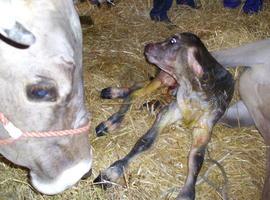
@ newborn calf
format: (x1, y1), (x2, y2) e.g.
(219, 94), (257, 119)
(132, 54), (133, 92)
(95, 70), (177, 136)
(94, 33), (234, 200)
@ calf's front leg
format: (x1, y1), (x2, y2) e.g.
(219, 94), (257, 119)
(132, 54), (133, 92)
(177, 127), (212, 200)
(94, 101), (182, 188)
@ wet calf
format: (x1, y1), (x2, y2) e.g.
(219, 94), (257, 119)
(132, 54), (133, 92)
(94, 32), (234, 200)
(95, 70), (177, 136)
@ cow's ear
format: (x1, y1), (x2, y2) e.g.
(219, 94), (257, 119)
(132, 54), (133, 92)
(0, 22), (36, 48)
(187, 48), (203, 77)
(0, 2), (36, 47)
(0, 13), (36, 47)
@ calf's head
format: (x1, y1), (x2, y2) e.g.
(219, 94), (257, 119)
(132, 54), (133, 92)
(144, 32), (218, 84)
(0, 0), (92, 195)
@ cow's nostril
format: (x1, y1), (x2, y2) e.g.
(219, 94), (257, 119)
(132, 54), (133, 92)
(81, 168), (92, 180)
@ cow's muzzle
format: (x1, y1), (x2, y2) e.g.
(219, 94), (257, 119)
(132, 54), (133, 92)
(30, 157), (92, 195)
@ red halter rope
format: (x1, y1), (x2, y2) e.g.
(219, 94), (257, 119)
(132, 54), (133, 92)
(0, 112), (90, 145)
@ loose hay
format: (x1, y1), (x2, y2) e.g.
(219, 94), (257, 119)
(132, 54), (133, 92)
(1, 1), (270, 199)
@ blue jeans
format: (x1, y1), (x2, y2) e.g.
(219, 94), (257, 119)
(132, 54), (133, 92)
(223, 0), (241, 8)
(224, 0), (263, 13)
(150, 0), (173, 21)
(243, 0), (263, 14)
(150, 0), (197, 21)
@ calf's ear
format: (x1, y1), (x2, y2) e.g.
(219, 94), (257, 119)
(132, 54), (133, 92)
(187, 48), (203, 77)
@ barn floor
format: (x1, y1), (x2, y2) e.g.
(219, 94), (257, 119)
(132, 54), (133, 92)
(0, 0), (270, 199)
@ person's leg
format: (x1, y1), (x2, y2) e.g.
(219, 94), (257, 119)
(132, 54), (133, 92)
(243, 0), (263, 14)
(176, 0), (201, 8)
(150, 0), (173, 22)
(223, 0), (241, 8)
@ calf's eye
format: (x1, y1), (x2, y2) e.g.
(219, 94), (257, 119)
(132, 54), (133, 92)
(170, 37), (177, 44)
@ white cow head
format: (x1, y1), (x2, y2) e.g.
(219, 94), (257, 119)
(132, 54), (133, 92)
(0, 0), (92, 195)
(0, 0), (36, 46)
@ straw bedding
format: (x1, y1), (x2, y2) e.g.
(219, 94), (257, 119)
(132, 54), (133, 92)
(0, 0), (270, 199)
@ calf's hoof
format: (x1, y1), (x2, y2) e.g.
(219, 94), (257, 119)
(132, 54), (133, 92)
(176, 187), (195, 200)
(93, 173), (113, 190)
(100, 87), (114, 99)
(100, 87), (130, 99)
(95, 122), (108, 137)
(94, 160), (126, 189)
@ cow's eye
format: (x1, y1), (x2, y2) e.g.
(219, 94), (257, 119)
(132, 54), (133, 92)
(170, 37), (177, 45)
(26, 82), (57, 102)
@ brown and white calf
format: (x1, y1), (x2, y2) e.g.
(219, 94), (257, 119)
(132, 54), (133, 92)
(0, 0), (92, 195)
(95, 35), (270, 199)
(94, 33), (234, 200)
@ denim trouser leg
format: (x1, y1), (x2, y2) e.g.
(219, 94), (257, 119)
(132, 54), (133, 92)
(176, 0), (196, 8)
(243, 0), (263, 14)
(150, 0), (173, 21)
(223, 0), (241, 8)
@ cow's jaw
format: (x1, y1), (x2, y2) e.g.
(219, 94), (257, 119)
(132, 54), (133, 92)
(30, 158), (92, 195)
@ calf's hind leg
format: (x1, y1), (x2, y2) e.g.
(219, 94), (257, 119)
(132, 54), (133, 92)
(94, 101), (182, 187)
(96, 77), (163, 136)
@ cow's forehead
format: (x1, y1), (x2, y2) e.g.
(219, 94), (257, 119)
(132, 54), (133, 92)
(0, 0), (81, 67)
(2, 0), (79, 39)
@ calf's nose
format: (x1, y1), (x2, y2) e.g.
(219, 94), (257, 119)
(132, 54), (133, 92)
(144, 43), (155, 53)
